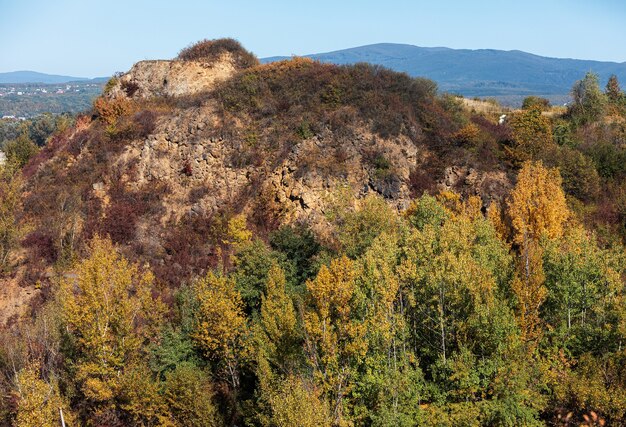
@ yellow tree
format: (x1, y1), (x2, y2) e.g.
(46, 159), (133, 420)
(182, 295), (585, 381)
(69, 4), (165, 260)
(60, 236), (165, 403)
(261, 374), (332, 427)
(192, 272), (250, 390)
(303, 256), (367, 426)
(511, 240), (547, 347)
(0, 164), (27, 274)
(507, 161), (566, 349)
(14, 365), (73, 427)
(508, 161), (569, 246)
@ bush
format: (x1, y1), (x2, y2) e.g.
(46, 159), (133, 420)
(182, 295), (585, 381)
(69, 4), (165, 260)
(177, 38), (258, 69)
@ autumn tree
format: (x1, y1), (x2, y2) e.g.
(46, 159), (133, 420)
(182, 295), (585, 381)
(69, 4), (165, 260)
(511, 239), (547, 346)
(192, 272), (250, 392)
(303, 256), (367, 425)
(256, 264), (300, 374)
(508, 161), (569, 246)
(14, 365), (73, 427)
(60, 236), (165, 413)
(163, 364), (221, 427)
(0, 164), (27, 274)
(331, 194), (399, 258)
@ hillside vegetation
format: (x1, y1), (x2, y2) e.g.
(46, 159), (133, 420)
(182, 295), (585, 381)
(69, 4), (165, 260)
(0, 39), (625, 426)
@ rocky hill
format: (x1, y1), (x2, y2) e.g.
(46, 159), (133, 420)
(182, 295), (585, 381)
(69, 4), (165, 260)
(15, 41), (518, 290)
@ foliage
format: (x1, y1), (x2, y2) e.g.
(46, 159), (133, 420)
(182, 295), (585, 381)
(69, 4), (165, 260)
(177, 38), (258, 69)
(192, 272), (250, 390)
(163, 364), (221, 427)
(4, 43), (626, 426)
(508, 161), (569, 245)
(0, 164), (28, 274)
(605, 74), (624, 106)
(14, 365), (73, 427)
(570, 72), (607, 125)
(522, 96), (550, 111)
(508, 106), (553, 160)
(4, 130), (39, 167)
(60, 236), (165, 414)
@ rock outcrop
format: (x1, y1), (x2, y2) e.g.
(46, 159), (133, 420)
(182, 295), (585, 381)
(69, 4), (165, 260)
(109, 53), (237, 99)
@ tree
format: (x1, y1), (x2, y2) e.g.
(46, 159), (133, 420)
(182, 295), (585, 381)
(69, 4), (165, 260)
(508, 161), (569, 246)
(511, 239), (547, 346)
(257, 264), (300, 373)
(542, 225), (625, 355)
(331, 194), (399, 258)
(163, 364), (221, 427)
(4, 130), (39, 168)
(570, 72), (607, 124)
(60, 236), (165, 405)
(522, 96), (550, 111)
(303, 256), (367, 425)
(14, 365), (73, 427)
(0, 164), (27, 274)
(192, 272), (250, 391)
(605, 74), (624, 105)
(258, 372), (332, 427)
(509, 106), (553, 160)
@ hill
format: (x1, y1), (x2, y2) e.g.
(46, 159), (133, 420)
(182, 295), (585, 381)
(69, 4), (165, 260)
(263, 43), (626, 103)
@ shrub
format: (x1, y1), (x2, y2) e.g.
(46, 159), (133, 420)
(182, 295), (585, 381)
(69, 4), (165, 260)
(120, 80), (140, 97)
(22, 231), (57, 263)
(522, 96), (550, 111)
(93, 96), (135, 127)
(176, 38), (258, 69)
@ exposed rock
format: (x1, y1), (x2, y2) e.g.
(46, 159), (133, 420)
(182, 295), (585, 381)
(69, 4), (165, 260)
(109, 53), (237, 99)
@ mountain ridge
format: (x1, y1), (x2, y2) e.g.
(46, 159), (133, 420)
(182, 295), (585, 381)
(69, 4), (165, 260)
(262, 43), (626, 101)
(0, 70), (108, 84)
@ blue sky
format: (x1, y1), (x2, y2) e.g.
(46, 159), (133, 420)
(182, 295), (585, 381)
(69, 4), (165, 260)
(1, 0), (625, 77)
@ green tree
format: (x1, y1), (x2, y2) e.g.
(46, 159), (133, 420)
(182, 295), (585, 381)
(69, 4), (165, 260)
(542, 225), (625, 355)
(509, 106), (553, 160)
(4, 130), (39, 168)
(605, 74), (624, 105)
(522, 96), (550, 111)
(570, 72), (607, 124)
(163, 364), (221, 427)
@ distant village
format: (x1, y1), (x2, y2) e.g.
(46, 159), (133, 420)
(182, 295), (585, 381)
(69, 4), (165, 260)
(0, 81), (104, 118)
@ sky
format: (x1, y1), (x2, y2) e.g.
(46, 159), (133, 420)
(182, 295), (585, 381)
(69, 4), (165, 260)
(1, 0), (625, 77)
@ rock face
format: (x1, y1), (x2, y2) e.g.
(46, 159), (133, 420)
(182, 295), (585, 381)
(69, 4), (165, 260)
(118, 102), (421, 227)
(110, 54), (237, 99)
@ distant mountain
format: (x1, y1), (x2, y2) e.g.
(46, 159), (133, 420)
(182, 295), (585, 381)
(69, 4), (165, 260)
(262, 43), (626, 102)
(0, 71), (95, 84)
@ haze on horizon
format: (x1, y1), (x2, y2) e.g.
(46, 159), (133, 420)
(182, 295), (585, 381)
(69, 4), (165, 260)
(1, 0), (625, 78)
